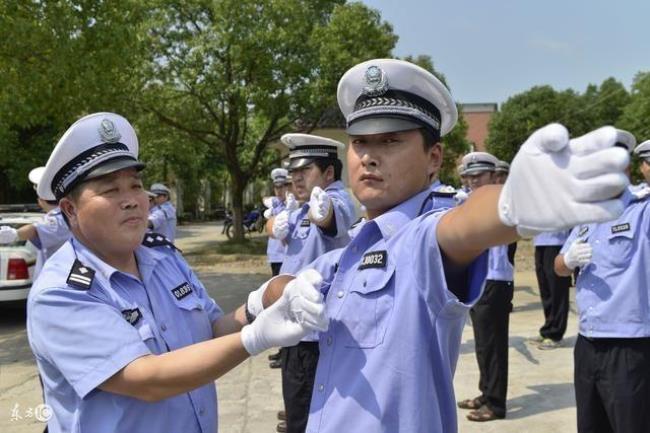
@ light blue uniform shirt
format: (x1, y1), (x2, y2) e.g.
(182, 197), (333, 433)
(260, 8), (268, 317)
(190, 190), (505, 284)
(266, 198), (287, 264)
(487, 244), (515, 282)
(29, 207), (70, 277)
(279, 180), (355, 275)
(533, 230), (570, 247)
(561, 194), (650, 338)
(305, 188), (488, 433)
(149, 201), (177, 241)
(27, 237), (222, 433)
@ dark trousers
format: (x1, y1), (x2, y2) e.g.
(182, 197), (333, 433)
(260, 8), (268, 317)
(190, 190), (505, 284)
(574, 335), (650, 433)
(535, 246), (571, 341)
(469, 280), (514, 417)
(281, 342), (319, 433)
(271, 262), (282, 277)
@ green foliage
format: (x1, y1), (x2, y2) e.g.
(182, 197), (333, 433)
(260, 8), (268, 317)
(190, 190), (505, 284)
(486, 79), (630, 163)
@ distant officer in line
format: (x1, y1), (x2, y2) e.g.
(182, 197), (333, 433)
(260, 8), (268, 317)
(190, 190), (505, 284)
(246, 58), (631, 433)
(0, 166), (70, 278)
(147, 182), (177, 241)
(633, 139), (650, 187)
(263, 168), (297, 276)
(264, 133), (356, 433)
(531, 228), (572, 350)
(456, 151), (517, 422)
(26, 112), (327, 433)
(554, 134), (648, 433)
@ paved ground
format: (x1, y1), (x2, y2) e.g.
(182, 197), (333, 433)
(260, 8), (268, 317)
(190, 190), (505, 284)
(0, 222), (579, 432)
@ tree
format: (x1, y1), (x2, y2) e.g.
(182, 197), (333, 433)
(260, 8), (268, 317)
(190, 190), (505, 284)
(0, 0), (147, 201)
(619, 71), (650, 184)
(138, 0), (397, 240)
(486, 78), (629, 163)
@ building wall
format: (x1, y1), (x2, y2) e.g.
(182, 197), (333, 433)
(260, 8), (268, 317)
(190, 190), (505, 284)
(461, 103), (498, 152)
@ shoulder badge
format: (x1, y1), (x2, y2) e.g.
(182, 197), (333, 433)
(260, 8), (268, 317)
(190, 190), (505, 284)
(66, 259), (95, 290)
(142, 233), (181, 252)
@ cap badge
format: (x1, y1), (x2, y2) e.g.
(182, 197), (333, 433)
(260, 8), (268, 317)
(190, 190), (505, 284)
(98, 119), (122, 143)
(362, 65), (389, 97)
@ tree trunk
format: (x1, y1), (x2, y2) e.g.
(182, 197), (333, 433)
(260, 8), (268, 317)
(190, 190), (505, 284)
(230, 173), (246, 241)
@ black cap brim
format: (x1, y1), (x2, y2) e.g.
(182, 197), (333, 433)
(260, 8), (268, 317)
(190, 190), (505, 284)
(84, 158), (146, 182)
(288, 157), (317, 171)
(346, 117), (422, 135)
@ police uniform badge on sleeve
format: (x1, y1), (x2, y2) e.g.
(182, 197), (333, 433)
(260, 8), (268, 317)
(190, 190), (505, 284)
(66, 259), (96, 290)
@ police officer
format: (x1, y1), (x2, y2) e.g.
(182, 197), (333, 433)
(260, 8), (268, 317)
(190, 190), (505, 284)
(554, 133), (648, 433)
(263, 168), (297, 276)
(531, 229), (572, 349)
(0, 166), (70, 278)
(246, 58), (631, 433)
(26, 112), (328, 433)
(148, 182), (177, 241)
(456, 151), (517, 421)
(265, 133), (356, 433)
(633, 139), (650, 187)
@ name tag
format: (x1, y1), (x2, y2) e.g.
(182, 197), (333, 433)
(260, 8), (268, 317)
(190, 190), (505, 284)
(611, 223), (630, 234)
(172, 282), (193, 300)
(300, 219), (311, 227)
(122, 308), (142, 326)
(358, 250), (387, 270)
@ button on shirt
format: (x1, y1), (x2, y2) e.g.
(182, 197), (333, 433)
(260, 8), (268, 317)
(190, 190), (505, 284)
(29, 207), (70, 277)
(27, 238), (222, 433)
(266, 199), (287, 263)
(304, 188), (488, 433)
(561, 196), (650, 338)
(149, 201), (178, 241)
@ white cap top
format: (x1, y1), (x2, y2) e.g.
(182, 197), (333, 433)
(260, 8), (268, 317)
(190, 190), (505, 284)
(28, 166), (46, 187)
(461, 152), (499, 175)
(280, 133), (344, 171)
(337, 58), (457, 137)
(634, 139), (650, 158)
(38, 112), (143, 201)
(150, 183), (171, 195)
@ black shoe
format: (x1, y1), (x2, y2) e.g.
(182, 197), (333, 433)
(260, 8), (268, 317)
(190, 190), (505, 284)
(277, 410), (286, 421)
(268, 351), (281, 361)
(276, 421), (287, 432)
(269, 360), (282, 369)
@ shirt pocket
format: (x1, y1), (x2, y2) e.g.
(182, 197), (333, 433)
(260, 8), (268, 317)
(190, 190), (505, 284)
(176, 296), (214, 343)
(340, 263), (395, 349)
(606, 229), (634, 267)
(136, 322), (160, 354)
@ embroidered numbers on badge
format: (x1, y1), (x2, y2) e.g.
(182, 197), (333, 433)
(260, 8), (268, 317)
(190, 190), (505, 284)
(122, 308), (142, 326)
(611, 223), (630, 234)
(171, 282), (193, 300)
(358, 250), (388, 270)
(300, 219), (311, 227)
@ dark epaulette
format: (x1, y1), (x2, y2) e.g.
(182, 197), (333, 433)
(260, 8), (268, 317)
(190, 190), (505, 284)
(66, 259), (96, 290)
(431, 190), (456, 198)
(142, 232), (181, 252)
(350, 217), (364, 229)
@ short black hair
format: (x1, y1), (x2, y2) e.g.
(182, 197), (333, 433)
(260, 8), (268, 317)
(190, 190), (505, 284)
(312, 158), (342, 181)
(418, 128), (439, 150)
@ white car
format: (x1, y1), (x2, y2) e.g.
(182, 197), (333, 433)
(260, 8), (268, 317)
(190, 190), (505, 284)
(0, 209), (42, 303)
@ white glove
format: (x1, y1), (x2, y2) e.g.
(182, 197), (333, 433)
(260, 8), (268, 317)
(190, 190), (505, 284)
(240, 269), (329, 356)
(272, 210), (290, 240)
(308, 187), (332, 223)
(498, 124), (632, 237)
(454, 189), (469, 204)
(563, 240), (593, 270)
(285, 192), (299, 212)
(262, 196), (280, 210)
(0, 226), (18, 244)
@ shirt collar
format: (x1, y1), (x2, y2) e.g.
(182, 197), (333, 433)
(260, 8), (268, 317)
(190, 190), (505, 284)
(70, 236), (166, 284)
(371, 188), (432, 240)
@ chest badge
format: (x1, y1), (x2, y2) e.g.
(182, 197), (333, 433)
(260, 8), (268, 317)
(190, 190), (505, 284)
(358, 250), (388, 270)
(611, 223), (631, 234)
(172, 282), (193, 300)
(300, 218), (311, 228)
(122, 308), (142, 326)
